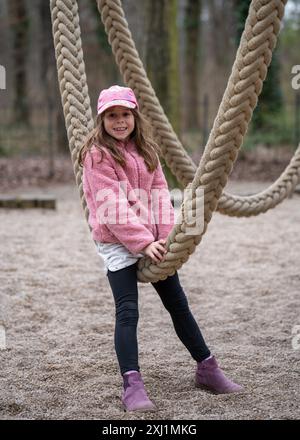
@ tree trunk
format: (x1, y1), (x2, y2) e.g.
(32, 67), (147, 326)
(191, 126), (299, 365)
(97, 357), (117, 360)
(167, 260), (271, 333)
(40, 0), (53, 171)
(145, 0), (180, 132)
(8, 0), (30, 125)
(207, 1), (235, 98)
(183, 0), (201, 132)
(144, 0), (181, 189)
(90, 0), (120, 85)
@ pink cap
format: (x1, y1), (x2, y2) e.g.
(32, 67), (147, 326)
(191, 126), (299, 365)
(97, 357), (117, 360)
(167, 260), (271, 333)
(97, 85), (138, 115)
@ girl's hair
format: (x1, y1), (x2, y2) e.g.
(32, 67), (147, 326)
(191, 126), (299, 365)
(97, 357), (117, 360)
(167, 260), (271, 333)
(78, 108), (162, 172)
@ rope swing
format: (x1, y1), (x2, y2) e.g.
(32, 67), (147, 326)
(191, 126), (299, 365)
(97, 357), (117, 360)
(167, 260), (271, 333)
(50, 0), (300, 283)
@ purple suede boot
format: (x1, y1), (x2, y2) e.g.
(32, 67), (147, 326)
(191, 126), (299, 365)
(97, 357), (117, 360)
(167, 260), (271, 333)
(121, 371), (156, 412)
(195, 356), (243, 394)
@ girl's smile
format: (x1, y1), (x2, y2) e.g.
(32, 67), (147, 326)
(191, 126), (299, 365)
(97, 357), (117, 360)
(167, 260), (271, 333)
(104, 106), (135, 141)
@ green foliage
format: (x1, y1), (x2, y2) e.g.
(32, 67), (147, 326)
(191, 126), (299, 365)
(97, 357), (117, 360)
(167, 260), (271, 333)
(243, 108), (295, 150)
(181, 106), (296, 158)
(252, 54), (284, 129)
(234, 0), (251, 44)
(0, 143), (9, 157)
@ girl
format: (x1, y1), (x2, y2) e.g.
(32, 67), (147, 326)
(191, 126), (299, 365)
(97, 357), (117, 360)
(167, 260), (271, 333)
(79, 85), (242, 412)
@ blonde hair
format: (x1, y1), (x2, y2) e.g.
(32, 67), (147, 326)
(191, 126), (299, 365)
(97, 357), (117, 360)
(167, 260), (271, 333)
(78, 108), (162, 172)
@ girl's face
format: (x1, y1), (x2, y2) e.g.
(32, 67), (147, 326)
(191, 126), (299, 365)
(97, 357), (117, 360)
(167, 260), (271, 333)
(103, 106), (135, 142)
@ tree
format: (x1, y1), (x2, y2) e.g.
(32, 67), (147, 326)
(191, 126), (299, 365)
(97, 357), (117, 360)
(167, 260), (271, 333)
(144, 0), (180, 133)
(90, 0), (120, 85)
(144, 0), (180, 189)
(8, 0), (30, 125)
(38, 0), (70, 170)
(183, 0), (202, 131)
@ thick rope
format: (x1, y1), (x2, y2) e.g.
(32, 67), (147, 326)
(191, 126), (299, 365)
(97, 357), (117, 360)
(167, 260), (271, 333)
(218, 146), (300, 216)
(95, 0), (293, 281)
(50, 0), (94, 227)
(50, 0), (297, 283)
(96, 0), (299, 219)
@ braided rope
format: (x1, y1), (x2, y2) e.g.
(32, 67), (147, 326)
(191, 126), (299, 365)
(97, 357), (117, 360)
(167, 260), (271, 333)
(96, 0), (293, 282)
(50, 0), (298, 283)
(50, 0), (93, 226)
(97, 0), (299, 219)
(218, 145), (300, 216)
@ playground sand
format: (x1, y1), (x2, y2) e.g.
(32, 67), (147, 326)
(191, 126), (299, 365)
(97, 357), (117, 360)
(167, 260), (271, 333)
(0, 181), (299, 420)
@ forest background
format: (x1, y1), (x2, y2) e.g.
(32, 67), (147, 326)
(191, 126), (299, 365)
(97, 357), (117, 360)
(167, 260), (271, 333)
(0, 0), (300, 189)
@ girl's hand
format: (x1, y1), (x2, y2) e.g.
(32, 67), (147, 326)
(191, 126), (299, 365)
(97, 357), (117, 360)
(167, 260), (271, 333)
(141, 239), (167, 264)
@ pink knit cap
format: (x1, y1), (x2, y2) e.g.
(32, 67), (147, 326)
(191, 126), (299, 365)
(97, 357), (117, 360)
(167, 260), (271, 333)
(97, 85), (138, 115)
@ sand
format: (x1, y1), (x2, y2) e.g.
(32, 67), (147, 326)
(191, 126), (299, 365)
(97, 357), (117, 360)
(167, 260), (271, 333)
(0, 181), (299, 420)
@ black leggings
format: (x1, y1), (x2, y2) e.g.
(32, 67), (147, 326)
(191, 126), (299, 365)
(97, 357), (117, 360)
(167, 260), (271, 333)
(106, 261), (210, 376)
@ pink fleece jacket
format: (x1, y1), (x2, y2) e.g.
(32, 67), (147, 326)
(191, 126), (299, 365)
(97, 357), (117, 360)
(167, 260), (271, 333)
(82, 141), (175, 255)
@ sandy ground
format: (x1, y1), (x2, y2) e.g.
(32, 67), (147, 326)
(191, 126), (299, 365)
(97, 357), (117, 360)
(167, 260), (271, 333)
(0, 181), (299, 420)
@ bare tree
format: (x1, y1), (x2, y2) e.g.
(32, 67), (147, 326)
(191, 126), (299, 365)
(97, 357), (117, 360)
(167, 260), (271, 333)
(183, 0), (202, 131)
(144, 0), (180, 133)
(37, 0), (69, 172)
(207, 0), (236, 100)
(144, 0), (181, 189)
(8, 0), (30, 125)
